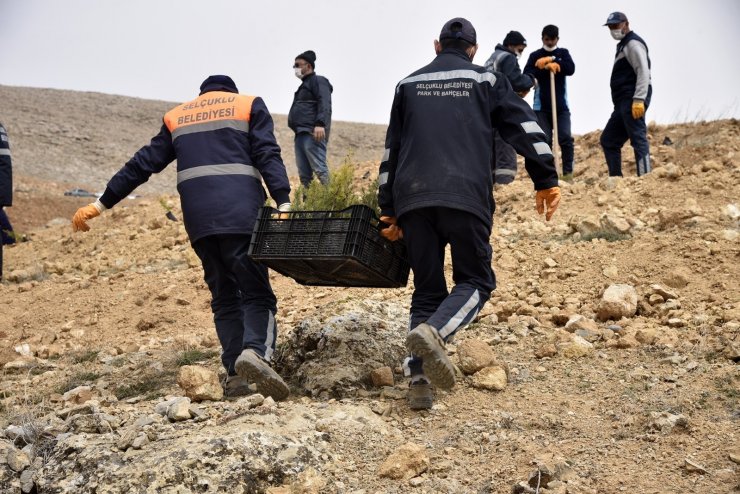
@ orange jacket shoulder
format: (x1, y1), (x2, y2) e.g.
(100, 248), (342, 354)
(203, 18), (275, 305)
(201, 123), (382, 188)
(163, 92), (256, 133)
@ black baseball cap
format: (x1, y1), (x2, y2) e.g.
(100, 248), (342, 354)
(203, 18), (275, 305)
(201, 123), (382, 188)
(604, 12), (628, 26)
(439, 17), (477, 45)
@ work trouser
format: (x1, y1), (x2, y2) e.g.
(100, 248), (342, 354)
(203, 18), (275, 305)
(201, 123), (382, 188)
(492, 129), (518, 184)
(295, 132), (329, 187)
(0, 208), (15, 281)
(192, 234), (278, 376)
(600, 98), (651, 177)
(536, 109), (574, 175)
(398, 207), (496, 377)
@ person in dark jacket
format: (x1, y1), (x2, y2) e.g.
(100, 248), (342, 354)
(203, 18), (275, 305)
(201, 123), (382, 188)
(378, 18), (561, 410)
(524, 24), (576, 181)
(600, 11), (652, 177)
(71, 75), (293, 401)
(484, 30), (536, 185)
(288, 50), (333, 188)
(0, 122), (14, 280)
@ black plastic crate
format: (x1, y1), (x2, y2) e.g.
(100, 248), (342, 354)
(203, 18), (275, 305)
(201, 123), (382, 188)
(248, 205), (410, 288)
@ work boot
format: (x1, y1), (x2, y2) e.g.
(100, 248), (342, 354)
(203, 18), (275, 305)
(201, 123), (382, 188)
(235, 349), (290, 401)
(407, 378), (434, 410)
(560, 173), (574, 183)
(406, 323), (456, 390)
(222, 374), (252, 398)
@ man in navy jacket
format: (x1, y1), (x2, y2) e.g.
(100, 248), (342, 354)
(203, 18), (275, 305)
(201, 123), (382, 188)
(72, 75), (293, 401)
(524, 24), (576, 180)
(288, 50), (333, 188)
(378, 18), (561, 409)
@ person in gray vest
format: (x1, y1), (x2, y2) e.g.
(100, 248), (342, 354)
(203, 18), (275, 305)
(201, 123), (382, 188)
(484, 31), (535, 185)
(600, 12), (652, 177)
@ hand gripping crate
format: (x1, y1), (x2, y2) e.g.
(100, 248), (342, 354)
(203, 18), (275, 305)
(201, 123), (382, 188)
(248, 205), (410, 288)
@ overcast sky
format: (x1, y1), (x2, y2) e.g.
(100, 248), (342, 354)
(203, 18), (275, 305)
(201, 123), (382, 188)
(2, 0), (739, 135)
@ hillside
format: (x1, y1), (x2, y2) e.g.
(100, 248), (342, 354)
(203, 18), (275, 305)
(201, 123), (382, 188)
(0, 87), (738, 494)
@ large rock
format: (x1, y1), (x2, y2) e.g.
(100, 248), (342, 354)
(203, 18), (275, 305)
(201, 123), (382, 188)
(457, 340), (497, 375)
(597, 284), (638, 321)
(600, 213), (632, 235)
(378, 442), (429, 480)
(471, 365), (508, 391)
(564, 315), (599, 333)
(177, 365), (223, 402)
(558, 335), (594, 359)
(277, 301), (408, 399)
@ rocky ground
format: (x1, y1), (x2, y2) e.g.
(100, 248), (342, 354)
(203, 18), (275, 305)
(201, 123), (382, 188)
(0, 87), (738, 493)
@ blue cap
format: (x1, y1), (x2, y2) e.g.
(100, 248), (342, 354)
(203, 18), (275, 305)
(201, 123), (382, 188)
(604, 12), (628, 26)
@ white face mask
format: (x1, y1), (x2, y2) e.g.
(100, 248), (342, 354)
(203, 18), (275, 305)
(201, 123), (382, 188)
(515, 50), (523, 59)
(610, 29), (625, 40)
(294, 68), (304, 79)
(543, 44), (557, 52)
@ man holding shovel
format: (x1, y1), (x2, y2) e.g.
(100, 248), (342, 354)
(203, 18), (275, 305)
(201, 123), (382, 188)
(524, 24), (576, 181)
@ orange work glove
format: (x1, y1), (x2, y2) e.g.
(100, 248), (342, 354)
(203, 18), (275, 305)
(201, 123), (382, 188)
(631, 100), (645, 119)
(535, 187), (561, 221)
(379, 216), (403, 242)
(535, 56), (554, 69)
(72, 202), (103, 232)
(546, 62), (561, 73)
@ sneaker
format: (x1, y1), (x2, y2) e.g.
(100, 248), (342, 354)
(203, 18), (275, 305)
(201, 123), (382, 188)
(406, 323), (456, 390)
(222, 374), (252, 398)
(235, 349), (290, 401)
(407, 380), (434, 410)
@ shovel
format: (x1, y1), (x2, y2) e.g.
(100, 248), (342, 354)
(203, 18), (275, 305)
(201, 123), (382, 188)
(549, 70), (562, 176)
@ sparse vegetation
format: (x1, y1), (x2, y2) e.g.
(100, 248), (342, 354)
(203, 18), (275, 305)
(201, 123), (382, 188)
(113, 369), (175, 401)
(70, 350), (100, 364)
(56, 371), (102, 394)
(175, 348), (218, 367)
(579, 230), (631, 242)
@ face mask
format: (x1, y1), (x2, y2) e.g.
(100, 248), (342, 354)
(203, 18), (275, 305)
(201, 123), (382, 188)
(515, 50), (523, 59)
(543, 45), (557, 52)
(610, 29), (625, 40)
(294, 68), (304, 79)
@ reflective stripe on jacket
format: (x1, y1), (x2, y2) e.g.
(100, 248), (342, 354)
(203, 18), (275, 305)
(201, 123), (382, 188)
(101, 87), (290, 243)
(378, 49), (558, 226)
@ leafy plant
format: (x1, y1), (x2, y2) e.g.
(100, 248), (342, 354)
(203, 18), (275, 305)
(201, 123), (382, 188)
(291, 158), (380, 215)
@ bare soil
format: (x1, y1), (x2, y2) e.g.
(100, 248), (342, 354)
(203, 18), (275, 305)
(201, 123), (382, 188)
(0, 86), (738, 494)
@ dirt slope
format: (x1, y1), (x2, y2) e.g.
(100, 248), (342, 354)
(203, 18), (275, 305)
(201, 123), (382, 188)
(0, 87), (738, 494)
